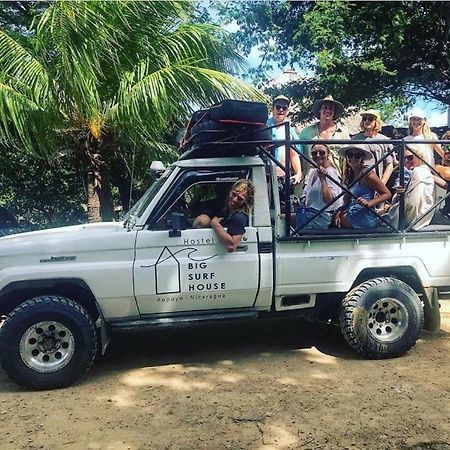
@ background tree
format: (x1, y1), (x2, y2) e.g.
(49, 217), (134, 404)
(0, 0), (264, 223)
(214, 0), (449, 116)
(0, 144), (87, 227)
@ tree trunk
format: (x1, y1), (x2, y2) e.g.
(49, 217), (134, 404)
(81, 133), (116, 223)
(87, 170), (101, 223)
(86, 168), (115, 223)
(97, 165), (115, 222)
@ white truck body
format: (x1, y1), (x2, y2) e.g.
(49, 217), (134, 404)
(0, 153), (446, 389)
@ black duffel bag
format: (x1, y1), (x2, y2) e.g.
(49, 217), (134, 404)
(180, 99), (270, 158)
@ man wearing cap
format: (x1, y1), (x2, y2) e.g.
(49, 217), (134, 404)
(405, 107), (443, 166)
(351, 109), (394, 185)
(266, 95), (303, 185)
(297, 95), (350, 179)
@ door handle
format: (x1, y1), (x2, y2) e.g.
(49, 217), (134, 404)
(235, 245), (248, 252)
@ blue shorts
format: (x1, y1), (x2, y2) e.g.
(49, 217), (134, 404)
(346, 204), (377, 229)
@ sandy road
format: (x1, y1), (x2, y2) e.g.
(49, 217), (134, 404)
(0, 303), (449, 450)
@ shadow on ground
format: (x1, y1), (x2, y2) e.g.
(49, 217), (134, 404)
(90, 318), (359, 379)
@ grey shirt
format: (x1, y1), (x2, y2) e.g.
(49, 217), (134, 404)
(351, 132), (394, 179)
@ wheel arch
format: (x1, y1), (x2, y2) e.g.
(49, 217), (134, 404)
(352, 266), (424, 293)
(316, 266), (426, 324)
(0, 278), (101, 321)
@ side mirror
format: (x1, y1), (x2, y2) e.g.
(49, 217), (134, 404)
(169, 212), (186, 237)
(149, 161), (166, 181)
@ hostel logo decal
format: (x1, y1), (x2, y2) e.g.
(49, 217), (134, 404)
(154, 247), (180, 294)
(142, 246), (217, 295)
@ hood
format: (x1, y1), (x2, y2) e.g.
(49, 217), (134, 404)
(0, 221), (130, 259)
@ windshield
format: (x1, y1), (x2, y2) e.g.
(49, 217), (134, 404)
(124, 168), (173, 227)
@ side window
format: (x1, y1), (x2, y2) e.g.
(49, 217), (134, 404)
(153, 181), (232, 230)
(148, 169), (249, 230)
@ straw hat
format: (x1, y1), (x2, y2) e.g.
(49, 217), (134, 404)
(312, 95), (345, 119)
(360, 109), (381, 122)
(339, 144), (373, 161)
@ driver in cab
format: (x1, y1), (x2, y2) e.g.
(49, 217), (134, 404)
(193, 179), (255, 253)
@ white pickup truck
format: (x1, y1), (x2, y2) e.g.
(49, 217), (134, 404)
(0, 132), (448, 390)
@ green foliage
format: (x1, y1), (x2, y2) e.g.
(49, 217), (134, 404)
(0, 0), (265, 222)
(214, 0), (450, 113)
(0, 145), (86, 227)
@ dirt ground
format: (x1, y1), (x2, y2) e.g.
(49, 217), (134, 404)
(1, 302), (449, 450)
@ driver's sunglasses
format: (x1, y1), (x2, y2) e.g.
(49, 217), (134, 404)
(404, 154), (415, 162)
(362, 116), (375, 122)
(346, 152), (363, 160)
(231, 190), (246, 202)
(275, 104), (288, 111)
(311, 150), (327, 157)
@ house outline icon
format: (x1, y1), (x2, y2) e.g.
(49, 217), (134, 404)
(154, 246), (181, 294)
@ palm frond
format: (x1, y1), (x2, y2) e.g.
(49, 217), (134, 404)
(0, 80), (57, 154)
(0, 29), (49, 103)
(110, 58), (266, 141)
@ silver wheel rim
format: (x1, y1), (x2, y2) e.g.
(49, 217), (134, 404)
(19, 321), (75, 373)
(367, 297), (409, 343)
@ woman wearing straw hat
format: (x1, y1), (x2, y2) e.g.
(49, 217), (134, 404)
(297, 95), (350, 179)
(333, 144), (391, 229)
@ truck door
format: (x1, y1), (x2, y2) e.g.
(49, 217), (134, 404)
(133, 169), (260, 315)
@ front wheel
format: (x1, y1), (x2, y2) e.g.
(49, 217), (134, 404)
(0, 296), (97, 389)
(340, 277), (424, 359)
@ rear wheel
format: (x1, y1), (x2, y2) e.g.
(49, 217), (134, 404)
(340, 277), (424, 358)
(0, 295), (97, 389)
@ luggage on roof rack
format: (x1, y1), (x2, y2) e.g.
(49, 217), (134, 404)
(179, 99), (271, 159)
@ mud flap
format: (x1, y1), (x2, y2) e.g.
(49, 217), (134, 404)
(95, 303), (110, 355)
(422, 287), (441, 334)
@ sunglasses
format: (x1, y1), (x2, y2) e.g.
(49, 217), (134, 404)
(404, 155), (415, 162)
(275, 104), (288, 111)
(311, 150), (327, 157)
(346, 152), (363, 160)
(362, 116), (375, 122)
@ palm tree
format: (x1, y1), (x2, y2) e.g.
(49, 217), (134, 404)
(0, 0), (264, 222)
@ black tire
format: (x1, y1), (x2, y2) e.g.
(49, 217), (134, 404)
(340, 277), (424, 359)
(0, 295), (97, 390)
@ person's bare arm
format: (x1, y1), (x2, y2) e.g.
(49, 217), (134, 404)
(381, 162), (394, 185)
(433, 142), (444, 159)
(211, 217), (243, 253)
(358, 172), (391, 207)
(318, 167), (334, 203)
(290, 148), (303, 185)
(433, 176), (447, 189)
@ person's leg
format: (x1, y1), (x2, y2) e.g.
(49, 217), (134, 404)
(193, 214), (212, 228)
(339, 213), (354, 229)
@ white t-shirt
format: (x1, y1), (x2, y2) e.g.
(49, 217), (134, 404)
(303, 166), (343, 211)
(404, 133), (439, 166)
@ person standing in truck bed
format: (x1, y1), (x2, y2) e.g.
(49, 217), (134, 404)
(266, 95), (303, 186)
(297, 95), (350, 180)
(351, 109), (394, 186)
